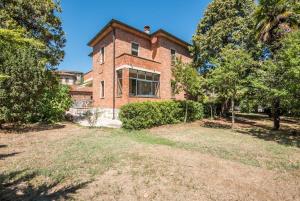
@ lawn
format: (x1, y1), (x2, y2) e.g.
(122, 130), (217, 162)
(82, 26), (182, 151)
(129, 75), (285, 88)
(0, 114), (299, 201)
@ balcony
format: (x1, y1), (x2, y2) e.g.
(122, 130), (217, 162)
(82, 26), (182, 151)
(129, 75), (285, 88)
(115, 53), (161, 72)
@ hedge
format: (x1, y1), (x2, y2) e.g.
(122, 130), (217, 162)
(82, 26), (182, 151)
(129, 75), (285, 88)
(119, 100), (204, 130)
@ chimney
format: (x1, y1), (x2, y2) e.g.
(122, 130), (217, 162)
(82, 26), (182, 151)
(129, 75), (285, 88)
(144, 25), (150, 34)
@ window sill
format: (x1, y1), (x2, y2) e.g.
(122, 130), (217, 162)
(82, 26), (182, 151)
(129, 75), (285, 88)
(129, 95), (160, 99)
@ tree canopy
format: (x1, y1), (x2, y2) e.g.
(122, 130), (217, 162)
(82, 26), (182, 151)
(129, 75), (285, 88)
(0, 0), (66, 67)
(0, 0), (70, 125)
(191, 0), (256, 68)
(208, 47), (256, 127)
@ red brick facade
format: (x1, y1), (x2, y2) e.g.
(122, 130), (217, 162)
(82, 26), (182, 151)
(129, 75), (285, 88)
(88, 19), (192, 110)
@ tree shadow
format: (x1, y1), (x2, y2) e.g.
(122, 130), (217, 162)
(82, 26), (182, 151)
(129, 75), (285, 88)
(0, 144), (21, 160)
(236, 128), (300, 148)
(201, 120), (232, 129)
(0, 123), (66, 134)
(0, 170), (90, 201)
(0, 152), (21, 160)
(201, 115), (300, 147)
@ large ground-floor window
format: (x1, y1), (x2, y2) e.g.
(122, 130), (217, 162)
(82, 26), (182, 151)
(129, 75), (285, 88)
(129, 69), (160, 97)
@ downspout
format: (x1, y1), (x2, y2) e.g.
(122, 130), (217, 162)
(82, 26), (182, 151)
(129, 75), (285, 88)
(112, 28), (116, 119)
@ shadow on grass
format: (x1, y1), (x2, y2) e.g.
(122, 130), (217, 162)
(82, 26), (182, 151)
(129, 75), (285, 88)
(0, 152), (21, 160)
(0, 123), (66, 134)
(237, 128), (300, 148)
(0, 170), (90, 201)
(0, 144), (21, 160)
(201, 115), (300, 148)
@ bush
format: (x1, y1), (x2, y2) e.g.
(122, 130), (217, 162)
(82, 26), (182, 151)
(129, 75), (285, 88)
(35, 84), (72, 123)
(119, 100), (204, 130)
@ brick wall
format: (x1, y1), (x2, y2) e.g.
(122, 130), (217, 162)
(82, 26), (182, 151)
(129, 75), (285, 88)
(91, 26), (192, 109)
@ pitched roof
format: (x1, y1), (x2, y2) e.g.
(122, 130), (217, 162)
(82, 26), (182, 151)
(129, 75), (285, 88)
(87, 19), (191, 47)
(69, 85), (93, 93)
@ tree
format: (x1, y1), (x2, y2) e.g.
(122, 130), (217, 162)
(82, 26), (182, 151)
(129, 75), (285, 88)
(0, 0), (66, 67)
(254, 0), (300, 50)
(0, 32), (47, 124)
(277, 31), (300, 102)
(191, 0), (257, 69)
(172, 60), (205, 122)
(36, 84), (72, 123)
(254, 0), (299, 129)
(251, 31), (300, 129)
(208, 47), (256, 128)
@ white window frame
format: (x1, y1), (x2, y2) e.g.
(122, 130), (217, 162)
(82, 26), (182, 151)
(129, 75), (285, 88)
(131, 42), (139, 56)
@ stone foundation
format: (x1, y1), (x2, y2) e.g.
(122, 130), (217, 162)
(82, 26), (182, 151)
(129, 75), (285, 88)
(67, 108), (122, 128)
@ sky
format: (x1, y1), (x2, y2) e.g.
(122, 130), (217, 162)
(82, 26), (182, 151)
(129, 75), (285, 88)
(58, 0), (211, 72)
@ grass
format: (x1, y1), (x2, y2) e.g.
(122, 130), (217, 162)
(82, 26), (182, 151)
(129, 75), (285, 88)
(113, 128), (300, 170)
(1, 116), (300, 200)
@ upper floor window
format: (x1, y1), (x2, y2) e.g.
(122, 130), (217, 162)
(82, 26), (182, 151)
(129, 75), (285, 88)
(99, 47), (105, 64)
(171, 49), (176, 65)
(131, 42), (139, 56)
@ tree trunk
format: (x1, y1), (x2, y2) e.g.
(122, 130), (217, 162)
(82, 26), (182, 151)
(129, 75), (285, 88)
(231, 98), (235, 129)
(210, 105), (213, 120)
(273, 98), (280, 130)
(184, 101), (188, 123)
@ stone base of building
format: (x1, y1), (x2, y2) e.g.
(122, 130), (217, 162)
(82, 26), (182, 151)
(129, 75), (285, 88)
(67, 108), (122, 128)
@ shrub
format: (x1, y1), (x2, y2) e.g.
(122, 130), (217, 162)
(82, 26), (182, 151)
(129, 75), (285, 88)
(119, 100), (204, 130)
(35, 84), (72, 123)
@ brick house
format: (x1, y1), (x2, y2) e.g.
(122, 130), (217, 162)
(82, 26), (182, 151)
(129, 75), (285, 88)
(87, 19), (192, 118)
(56, 70), (84, 85)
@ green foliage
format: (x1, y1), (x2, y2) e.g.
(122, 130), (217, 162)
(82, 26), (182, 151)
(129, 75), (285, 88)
(0, 0), (67, 125)
(36, 84), (72, 123)
(239, 99), (258, 113)
(254, 0), (299, 47)
(0, 0), (66, 67)
(251, 31), (300, 116)
(0, 74), (9, 81)
(191, 0), (257, 67)
(208, 47), (256, 100)
(119, 101), (204, 130)
(276, 31), (300, 98)
(208, 47), (256, 126)
(0, 37), (47, 124)
(172, 60), (204, 100)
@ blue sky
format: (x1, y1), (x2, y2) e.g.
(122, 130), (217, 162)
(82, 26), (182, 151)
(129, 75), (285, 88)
(59, 0), (211, 72)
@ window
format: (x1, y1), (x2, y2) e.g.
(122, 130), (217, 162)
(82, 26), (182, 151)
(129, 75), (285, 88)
(117, 69), (123, 96)
(171, 49), (176, 65)
(131, 42), (139, 56)
(129, 69), (160, 97)
(65, 77), (69, 84)
(99, 47), (105, 64)
(100, 81), (104, 98)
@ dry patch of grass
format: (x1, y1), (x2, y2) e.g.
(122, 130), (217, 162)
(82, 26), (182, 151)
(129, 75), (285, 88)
(1, 116), (300, 200)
